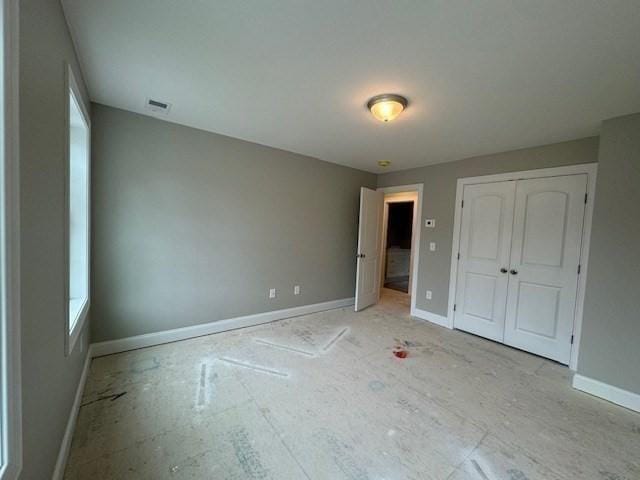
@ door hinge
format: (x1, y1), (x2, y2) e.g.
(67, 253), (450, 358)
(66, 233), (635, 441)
(457, 252), (460, 260)
(584, 193), (588, 204)
(453, 304), (457, 312)
(571, 335), (574, 345)
(577, 264), (581, 275)
(461, 200), (464, 208)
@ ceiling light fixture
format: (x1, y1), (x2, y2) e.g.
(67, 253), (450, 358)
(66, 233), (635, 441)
(378, 160), (391, 167)
(367, 94), (408, 122)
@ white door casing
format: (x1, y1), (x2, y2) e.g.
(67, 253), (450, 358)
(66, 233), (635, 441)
(453, 174), (588, 364)
(355, 187), (384, 311)
(376, 184), (424, 318)
(454, 181), (515, 341)
(503, 175), (587, 363)
(449, 163), (597, 370)
(379, 191), (418, 293)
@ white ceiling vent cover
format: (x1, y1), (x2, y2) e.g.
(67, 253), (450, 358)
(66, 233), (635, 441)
(145, 98), (171, 115)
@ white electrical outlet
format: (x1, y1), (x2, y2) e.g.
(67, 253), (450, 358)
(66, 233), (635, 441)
(429, 242), (436, 251)
(269, 288), (276, 299)
(294, 285), (300, 295)
(426, 290), (432, 300)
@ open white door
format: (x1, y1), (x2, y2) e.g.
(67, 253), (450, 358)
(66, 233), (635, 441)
(355, 187), (384, 311)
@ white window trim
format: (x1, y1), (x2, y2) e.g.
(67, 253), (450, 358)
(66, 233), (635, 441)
(0, 1), (22, 479)
(64, 65), (91, 356)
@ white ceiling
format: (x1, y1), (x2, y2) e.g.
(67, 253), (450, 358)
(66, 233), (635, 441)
(62, 1), (640, 173)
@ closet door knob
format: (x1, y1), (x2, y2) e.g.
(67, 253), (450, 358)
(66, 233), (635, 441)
(500, 268), (508, 274)
(510, 269), (518, 275)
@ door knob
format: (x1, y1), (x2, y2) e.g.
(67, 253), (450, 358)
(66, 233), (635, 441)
(500, 268), (508, 274)
(510, 269), (518, 275)
(357, 253), (366, 259)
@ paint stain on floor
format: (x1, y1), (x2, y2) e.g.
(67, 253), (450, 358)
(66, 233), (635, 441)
(131, 356), (160, 373)
(393, 349), (408, 358)
(507, 468), (530, 480)
(368, 380), (386, 392)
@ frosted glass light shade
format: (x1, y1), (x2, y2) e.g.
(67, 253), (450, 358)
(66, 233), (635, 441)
(367, 94), (407, 122)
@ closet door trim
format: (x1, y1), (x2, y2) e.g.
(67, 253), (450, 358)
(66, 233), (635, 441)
(447, 163), (598, 370)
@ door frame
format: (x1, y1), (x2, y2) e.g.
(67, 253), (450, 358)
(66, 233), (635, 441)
(1, 1), (22, 478)
(377, 184), (423, 317)
(380, 191), (418, 295)
(447, 163), (597, 370)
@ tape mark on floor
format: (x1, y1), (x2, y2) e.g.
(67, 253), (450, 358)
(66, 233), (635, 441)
(471, 460), (490, 480)
(254, 339), (316, 357)
(322, 327), (349, 352)
(195, 361), (217, 408)
(219, 357), (289, 378)
(197, 363), (207, 406)
(228, 426), (269, 479)
(80, 391), (127, 408)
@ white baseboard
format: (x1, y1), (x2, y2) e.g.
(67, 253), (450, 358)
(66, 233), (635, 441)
(52, 346), (93, 480)
(411, 307), (452, 329)
(91, 297), (355, 357)
(573, 374), (640, 413)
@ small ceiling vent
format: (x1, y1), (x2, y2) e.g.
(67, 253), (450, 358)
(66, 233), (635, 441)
(145, 98), (171, 115)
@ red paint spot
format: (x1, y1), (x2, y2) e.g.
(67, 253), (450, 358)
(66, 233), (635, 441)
(393, 349), (408, 359)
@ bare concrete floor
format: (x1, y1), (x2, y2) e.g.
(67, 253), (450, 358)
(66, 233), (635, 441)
(65, 289), (640, 479)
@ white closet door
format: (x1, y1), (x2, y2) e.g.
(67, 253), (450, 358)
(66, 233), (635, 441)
(454, 181), (515, 341)
(504, 175), (587, 364)
(355, 187), (384, 311)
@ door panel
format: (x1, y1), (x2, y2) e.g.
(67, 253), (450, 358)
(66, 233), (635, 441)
(463, 273), (498, 321)
(513, 282), (561, 338)
(454, 181), (515, 341)
(355, 187), (384, 311)
(520, 191), (569, 267)
(504, 175), (587, 364)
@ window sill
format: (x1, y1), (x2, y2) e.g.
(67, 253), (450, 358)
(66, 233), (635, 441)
(68, 297), (88, 355)
(0, 462), (22, 480)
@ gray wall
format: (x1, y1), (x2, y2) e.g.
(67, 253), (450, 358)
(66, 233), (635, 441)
(91, 104), (376, 342)
(19, 1), (91, 478)
(578, 113), (640, 394)
(377, 137), (599, 315)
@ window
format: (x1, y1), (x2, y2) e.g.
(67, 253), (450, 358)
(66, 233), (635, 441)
(66, 67), (90, 353)
(1, 1), (21, 478)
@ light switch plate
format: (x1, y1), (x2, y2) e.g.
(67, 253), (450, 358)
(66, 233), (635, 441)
(425, 219), (435, 228)
(269, 288), (276, 299)
(426, 290), (432, 300)
(294, 285), (300, 295)
(429, 242), (436, 251)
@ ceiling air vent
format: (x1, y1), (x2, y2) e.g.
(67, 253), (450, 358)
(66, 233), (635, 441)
(145, 98), (171, 115)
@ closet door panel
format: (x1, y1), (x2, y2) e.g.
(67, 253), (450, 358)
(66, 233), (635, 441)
(454, 181), (515, 341)
(504, 174), (587, 364)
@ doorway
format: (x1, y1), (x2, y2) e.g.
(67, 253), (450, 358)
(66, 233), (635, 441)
(382, 197), (416, 296)
(354, 184), (423, 314)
